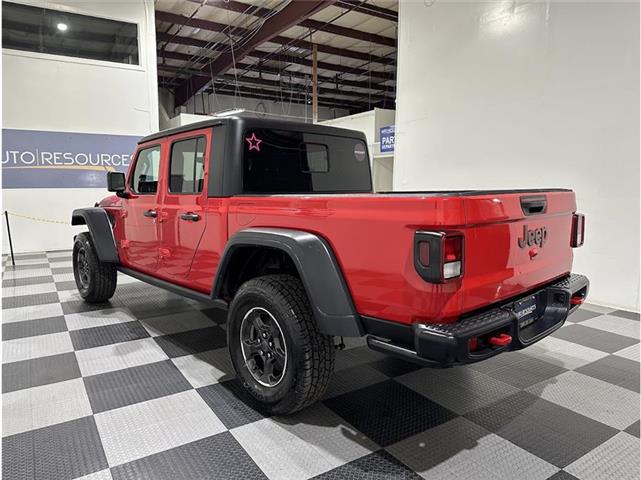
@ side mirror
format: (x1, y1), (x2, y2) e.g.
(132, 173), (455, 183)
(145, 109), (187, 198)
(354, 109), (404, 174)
(107, 171), (128, 198)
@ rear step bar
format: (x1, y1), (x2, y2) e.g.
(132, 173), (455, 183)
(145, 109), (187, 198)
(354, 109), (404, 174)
(367, 273), (589, 367)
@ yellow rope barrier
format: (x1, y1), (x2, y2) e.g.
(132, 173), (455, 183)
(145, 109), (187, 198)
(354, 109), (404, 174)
(6, 212), (68, 225)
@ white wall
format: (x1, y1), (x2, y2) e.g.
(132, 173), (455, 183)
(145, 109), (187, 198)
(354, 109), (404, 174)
(394, 1), (639, 311)
(2, 0), (158, 253)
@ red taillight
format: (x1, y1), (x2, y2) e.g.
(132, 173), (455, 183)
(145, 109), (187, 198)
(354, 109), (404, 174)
(443, 235), (463, 279)
(571, 213), (585, 247)
(414, 231), (464, 283)
(443, 236), (462, 262)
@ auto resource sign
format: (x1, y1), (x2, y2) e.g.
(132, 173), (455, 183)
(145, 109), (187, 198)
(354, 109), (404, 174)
(2, 129), (140, 188)
(380, 125), (395, 153)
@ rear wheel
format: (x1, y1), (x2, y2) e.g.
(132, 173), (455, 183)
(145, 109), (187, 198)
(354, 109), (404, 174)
(73, 232), (117, 303)
(227, 274), (335, 414)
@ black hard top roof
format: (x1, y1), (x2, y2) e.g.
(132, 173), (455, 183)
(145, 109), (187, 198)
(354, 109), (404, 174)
(138, 116), (366, 144)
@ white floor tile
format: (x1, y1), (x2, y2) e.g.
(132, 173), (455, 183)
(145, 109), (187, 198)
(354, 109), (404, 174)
(614, 343), (640, 362)
(64, 308), (138, 331)
(171, 348), (235, 388)
(527, 371), (640, 429)
(232, 418), (336, 480)
(581, 315), (640, 340)
(2, 282), (57, 298)
(94, 390), (226, 466)
(117, 273), (141, 285)
(2, 331), (73, 363)
(46, 250), (72, 258)
(74, 469), (113, 480)
(75, 338), (169, 377)
(232, 404), (377, 480)
(521, 336), (610, 369)
(566, 432), (640, 480)
(2, 302), (64, 324)
(2, 267), (52, 280)
(2, 378), (92, 437)
(53, 273), (75, 282)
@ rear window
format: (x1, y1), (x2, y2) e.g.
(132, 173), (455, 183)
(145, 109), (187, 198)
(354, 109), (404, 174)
(242, 129), (371, 194)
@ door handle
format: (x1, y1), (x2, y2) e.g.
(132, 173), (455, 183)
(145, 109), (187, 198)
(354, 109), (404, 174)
(143, 209), (157, 218)
(180, 212), (201, 222)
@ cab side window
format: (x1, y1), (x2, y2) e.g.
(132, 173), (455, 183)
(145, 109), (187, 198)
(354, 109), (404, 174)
(131, 145), (161, 194)
(169, 137), (206, 193)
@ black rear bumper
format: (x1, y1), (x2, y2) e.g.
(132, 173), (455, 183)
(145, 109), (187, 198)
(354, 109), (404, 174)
(366, 273), (590, 367)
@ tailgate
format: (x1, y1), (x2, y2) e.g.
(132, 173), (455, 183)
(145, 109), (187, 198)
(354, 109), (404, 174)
(458, 190), (577, 314)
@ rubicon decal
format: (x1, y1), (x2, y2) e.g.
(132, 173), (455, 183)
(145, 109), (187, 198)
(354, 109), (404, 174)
(518, 225), (548, 248)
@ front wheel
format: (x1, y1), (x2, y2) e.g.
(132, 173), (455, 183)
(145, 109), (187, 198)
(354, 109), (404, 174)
(73, 232), (117, 303)
(227, 274), (335, 415)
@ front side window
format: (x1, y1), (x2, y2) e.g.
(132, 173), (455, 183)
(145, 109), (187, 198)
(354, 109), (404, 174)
(242, 129), (371, 194)
(168, 137), (206, 193)
(2, 2), (139, 65)
(131, 146), (160, 194)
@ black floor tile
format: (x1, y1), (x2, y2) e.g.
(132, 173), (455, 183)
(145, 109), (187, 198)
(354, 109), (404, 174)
(368, 357), (424, 377)
(70, 321), (150, 350)
(313, 450), (421, 479)
(2, 315), (67, 341)
(2, 275), (55, 287)
(125, 298), (198, 320)
(546, 471), (580, 480)
(551, 324), (638, 353)
(154, 326), (227, 358)
(624, 420), (640, 438)
(465, 391), (617, 468)
(324, 380), (457, 447)
(55, 280), (77, 291)
(2, 292), (60, 310)
(111, 432), (267, 480)
(84, 360), (191, 413)
(2, 352), (81, 393)
(612, 309), (640, 321)
(576, 355), (640, 392)
(197, 380), (267, 429)
(567, 308), (602, 323)
(51, 266), (73, 274)
(4, 253), (47, 261)
(199, 306), (228, 324)
(2, 416), (108, 480)
(483, 356), (568, 389)
(61, 299), (122, 315)
(3, 262), (50, 271)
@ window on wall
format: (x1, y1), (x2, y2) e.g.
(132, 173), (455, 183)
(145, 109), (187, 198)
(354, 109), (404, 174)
(131, 146), (161, 194)
(2, 2), (139, 65)
(169, 137), (206, 194)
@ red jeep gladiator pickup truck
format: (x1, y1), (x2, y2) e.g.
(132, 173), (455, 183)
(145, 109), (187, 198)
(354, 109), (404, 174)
(72, 117), (589, 414)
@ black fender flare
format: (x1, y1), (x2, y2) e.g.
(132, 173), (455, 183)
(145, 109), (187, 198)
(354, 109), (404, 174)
(213, 228), (364, 337)
(71, 208), (119, 263)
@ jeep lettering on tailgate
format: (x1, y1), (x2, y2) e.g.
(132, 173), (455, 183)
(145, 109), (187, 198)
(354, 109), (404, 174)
(518, 225), (548, 248)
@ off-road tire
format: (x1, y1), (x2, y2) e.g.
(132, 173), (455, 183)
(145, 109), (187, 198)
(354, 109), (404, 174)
(73, 232), (117, 303)
(228, 274), (335, 414)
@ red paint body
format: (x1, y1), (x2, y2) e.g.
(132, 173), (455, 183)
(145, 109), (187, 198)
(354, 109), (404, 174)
(101, 128), (577, 326)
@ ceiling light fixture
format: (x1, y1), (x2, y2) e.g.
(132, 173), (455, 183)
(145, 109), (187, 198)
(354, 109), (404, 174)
(56, 22), (68, 31)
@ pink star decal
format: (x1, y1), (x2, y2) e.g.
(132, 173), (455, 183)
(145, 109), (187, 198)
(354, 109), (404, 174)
(245, 133), (262, 152)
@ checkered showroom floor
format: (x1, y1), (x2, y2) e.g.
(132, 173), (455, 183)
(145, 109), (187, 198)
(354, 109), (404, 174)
(1, 250), (639, 480)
